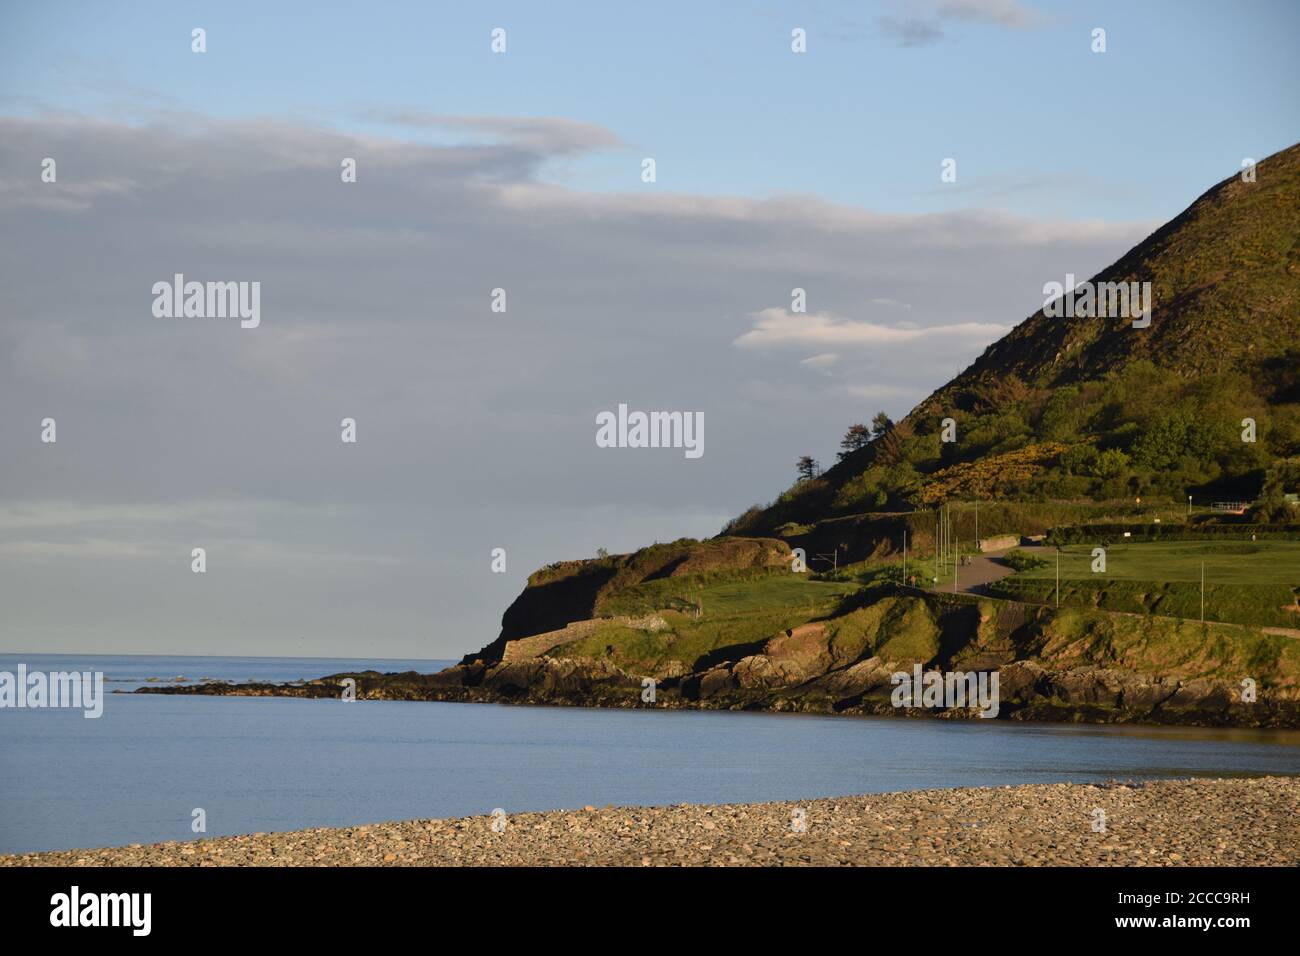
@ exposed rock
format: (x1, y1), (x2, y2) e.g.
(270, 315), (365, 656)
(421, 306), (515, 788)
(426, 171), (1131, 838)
(998, 660), (1049, 700)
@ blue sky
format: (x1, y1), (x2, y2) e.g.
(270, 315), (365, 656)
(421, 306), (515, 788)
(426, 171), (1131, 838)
(4, 0), (1298, 221)
(2, 1), (1297, 657)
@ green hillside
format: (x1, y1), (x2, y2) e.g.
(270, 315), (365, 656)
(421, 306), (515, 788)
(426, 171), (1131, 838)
(441, 145), (1300, 728)
(729, 143), (1300, 536)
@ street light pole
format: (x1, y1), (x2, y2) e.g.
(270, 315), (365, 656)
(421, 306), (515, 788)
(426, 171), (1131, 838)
(953, 536), (959, 594)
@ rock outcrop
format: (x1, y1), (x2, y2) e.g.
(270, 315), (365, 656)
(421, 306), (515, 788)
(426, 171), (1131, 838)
(140, 591), (1300, 728)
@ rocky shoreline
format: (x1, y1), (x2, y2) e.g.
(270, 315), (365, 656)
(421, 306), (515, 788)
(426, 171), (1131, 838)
(130, 568), (1300, 728)
(132, 653), (1300, 728)
(5, 777), (1296, 867)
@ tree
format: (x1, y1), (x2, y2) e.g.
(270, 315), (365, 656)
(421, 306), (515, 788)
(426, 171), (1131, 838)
(1253, 457), (1300, 522)
(870, 411), (895, 439)
(873, 418), (915, 467)
(838, 424), (871, 460)
(796, 456), (819, 481)
(1090, 448), (1130, 479)
(1129, 410), (1216, 471)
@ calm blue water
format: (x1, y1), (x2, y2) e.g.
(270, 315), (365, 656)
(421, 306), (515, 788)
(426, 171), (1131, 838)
(0, 653), (449, 694)
(2, 653), (1298, 855)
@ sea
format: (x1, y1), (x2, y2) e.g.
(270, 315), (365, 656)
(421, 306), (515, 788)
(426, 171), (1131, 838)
(1, 653), (1298, 855)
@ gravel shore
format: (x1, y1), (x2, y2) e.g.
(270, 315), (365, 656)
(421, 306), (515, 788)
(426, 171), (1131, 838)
(4, 777), (1296, 867)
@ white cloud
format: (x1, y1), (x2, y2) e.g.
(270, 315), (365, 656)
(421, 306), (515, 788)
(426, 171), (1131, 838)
(800, 353), (840, 367)
(937, 0), (1037, 28)
(0, 538), (161, 559)
(879, 0), (1039, 46)
(735, 308), (1011, 349)
(368, 112), (625, 155)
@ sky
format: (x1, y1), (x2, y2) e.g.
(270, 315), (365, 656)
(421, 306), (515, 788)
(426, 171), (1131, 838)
(1, 1), (1297, 659)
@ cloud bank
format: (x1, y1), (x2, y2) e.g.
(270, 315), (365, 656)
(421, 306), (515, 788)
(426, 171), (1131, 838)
(0, 112), (1153, 656)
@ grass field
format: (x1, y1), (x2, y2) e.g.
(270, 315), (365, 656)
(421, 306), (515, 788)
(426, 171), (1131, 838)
(1015, 540), (1300, 588)
(993, 540), (1300, 628)
(540, 537), (1300, 673)
(554, 571), (860, 671)
(596, 570), (857, 617)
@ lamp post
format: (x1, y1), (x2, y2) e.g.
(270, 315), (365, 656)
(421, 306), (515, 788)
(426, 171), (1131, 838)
(902, 530), (908, 587)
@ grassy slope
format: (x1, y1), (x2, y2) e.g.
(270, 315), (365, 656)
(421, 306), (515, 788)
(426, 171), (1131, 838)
(1036, 605), (1299, 691)
(510, 533), (1298, 695)
(552, 571), (859, 672)
(731, 142), (1300, 536)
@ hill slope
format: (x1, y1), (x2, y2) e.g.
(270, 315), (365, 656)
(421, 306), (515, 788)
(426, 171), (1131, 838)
(154, 149), (1300, 729)
(732, 143), (1300, 535)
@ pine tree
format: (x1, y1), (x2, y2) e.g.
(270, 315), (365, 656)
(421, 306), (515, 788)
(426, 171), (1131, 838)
(838, 424), (871, 460)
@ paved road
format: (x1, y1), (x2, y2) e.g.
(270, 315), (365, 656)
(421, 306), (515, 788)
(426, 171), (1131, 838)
(920, 548), (1024, 594)
(916, 544), (1062, 596)
(958, 551), (1017, 594)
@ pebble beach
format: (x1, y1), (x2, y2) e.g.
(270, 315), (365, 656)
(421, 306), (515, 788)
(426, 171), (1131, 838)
(4, 776), (1297, 867)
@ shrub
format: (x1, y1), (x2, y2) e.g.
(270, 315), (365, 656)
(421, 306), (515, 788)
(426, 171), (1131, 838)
(1003, 548), (1050, 572)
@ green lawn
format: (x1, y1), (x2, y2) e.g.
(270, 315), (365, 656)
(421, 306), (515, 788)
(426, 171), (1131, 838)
(993, 540), (1300, 628)
(1015, 541), (1300, 588)
(597, 570), (857, 618)
(553, 571), (860, 670)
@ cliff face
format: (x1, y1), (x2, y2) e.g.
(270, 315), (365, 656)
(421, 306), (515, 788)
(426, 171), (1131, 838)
(470, 562), (619, 664)
(465, 536), (792, 663)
